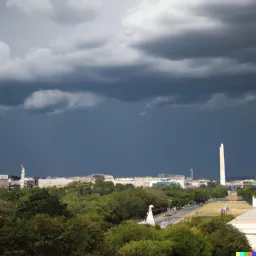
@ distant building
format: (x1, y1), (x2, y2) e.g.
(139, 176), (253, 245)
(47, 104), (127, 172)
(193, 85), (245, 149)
(229, 207), (256, 250)
(38, 178), (74, 188)
(24, 178), (36, 187)
(243, 181), (256, 186)
(0, 174), (8, 189)
(150, 177), (185, 188)
(152, 181), (178, 187)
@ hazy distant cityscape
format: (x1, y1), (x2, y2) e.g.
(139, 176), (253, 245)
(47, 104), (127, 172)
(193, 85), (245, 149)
(1, 143), (255, 190)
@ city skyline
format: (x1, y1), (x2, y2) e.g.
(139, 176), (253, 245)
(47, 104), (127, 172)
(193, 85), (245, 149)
(0, 0), (256, 178)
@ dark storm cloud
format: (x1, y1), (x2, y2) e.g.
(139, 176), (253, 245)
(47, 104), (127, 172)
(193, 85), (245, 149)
(1, 0), (256, 113)
(135, 28), (256, 61)
(1, 72), (256, 112)
(1, 0), (256, 180)
(195, 2), (256, 25)
(132, 1), (256, 63)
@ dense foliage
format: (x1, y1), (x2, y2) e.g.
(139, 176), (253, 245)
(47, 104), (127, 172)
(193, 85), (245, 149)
(0, 180), (251, 256)
(237, 186), (255, 198)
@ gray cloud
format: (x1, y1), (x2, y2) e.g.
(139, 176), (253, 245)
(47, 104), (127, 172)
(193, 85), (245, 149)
(125, 0), (256, 64)
(1, 89), (103, 114)
(1, 0), (256, 112)
(202, 92), (256, 111)
(140, 92), (256, 115)
(139, 96), (175, 115)
(0, 105), (15, 115)
(6, 0), (52, 15)
(6, 0), (101, 24)
(24, 90), (103, 114)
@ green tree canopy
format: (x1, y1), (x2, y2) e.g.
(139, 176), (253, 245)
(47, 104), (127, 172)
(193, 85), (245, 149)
(118, 240), (174, 256)
(199, 215), (235, 235)
(210, 224), (252, 256)
(0, 214), (105, 256)
(104, 224), (160, 255)
(162, 224), (212, 256)
(14, 188), (71, 218)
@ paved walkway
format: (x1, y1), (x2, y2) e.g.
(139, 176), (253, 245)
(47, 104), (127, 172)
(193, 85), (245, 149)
(155, 204), (202, 228)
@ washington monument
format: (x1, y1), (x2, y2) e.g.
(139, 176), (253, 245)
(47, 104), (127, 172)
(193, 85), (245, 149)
(219, 144), (226, 186)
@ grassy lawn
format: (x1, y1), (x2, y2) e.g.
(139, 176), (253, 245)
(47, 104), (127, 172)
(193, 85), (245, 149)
(189, 200), (252, 217)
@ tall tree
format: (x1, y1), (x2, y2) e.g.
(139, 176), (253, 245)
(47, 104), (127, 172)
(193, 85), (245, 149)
(14, 188), (71, 218)
(118, 240), (174, 256)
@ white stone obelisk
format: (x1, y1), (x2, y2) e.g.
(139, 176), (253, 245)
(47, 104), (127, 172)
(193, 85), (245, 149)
(20, 164), (25, 189)
(220, 144), (226, 186)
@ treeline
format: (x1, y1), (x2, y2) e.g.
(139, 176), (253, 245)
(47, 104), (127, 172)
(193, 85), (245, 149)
(0, 180), (227, 223)
(0, 180), (250, 256)
(237, 186), (255, 198)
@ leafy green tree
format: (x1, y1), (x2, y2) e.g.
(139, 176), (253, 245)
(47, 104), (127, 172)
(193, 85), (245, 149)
(0, 217), (32, 256)
(14, 188), (71, 218)
(65, 181), (92, 196)
(84, 195), (120, 223)
(211, 186), (228, 198)
(114, 184), (134, 192)
(118, 240), (174, 256)
(0, 199), (13, 216)
(104, 224), (160, 255)
(210, 224), (252, 255)
(60, 214), (105, 256)
(0, 214), (105, 256)
(27, 214), (66, 256)
(199, 215), (235, 235)
(237, 186), (254, 198)
(0, 188), (21, 202)
(162, 224), (212, 256)
(192, 188), (209, 203)
(109, 190), (147, 221)
(47, 186), (67, 198)
(140, 188), (167, 210)
(165, 188), (192, 208)
(61, 193), (100, 215)
(92, 179), (114, 195)
(0, 189), (10, 200)
(183, 216), (206, 228)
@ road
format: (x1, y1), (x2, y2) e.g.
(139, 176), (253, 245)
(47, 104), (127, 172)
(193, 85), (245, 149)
(154, 204), (203, 229)
(154, 197), (234, 229)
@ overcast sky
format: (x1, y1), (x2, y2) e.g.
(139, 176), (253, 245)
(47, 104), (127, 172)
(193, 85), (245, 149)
(1, 0), (256, 179)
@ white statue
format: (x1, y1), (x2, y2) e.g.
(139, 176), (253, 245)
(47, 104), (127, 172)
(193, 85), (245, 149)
(138, 205), (156, 227)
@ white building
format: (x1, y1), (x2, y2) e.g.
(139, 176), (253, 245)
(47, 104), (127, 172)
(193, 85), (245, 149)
(38, 178), (74, 188)
(110, 178), (151, 187)
(228, 206), (256, 250)
(36, 174), (186, 188)
(108, 176), (185, 188)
